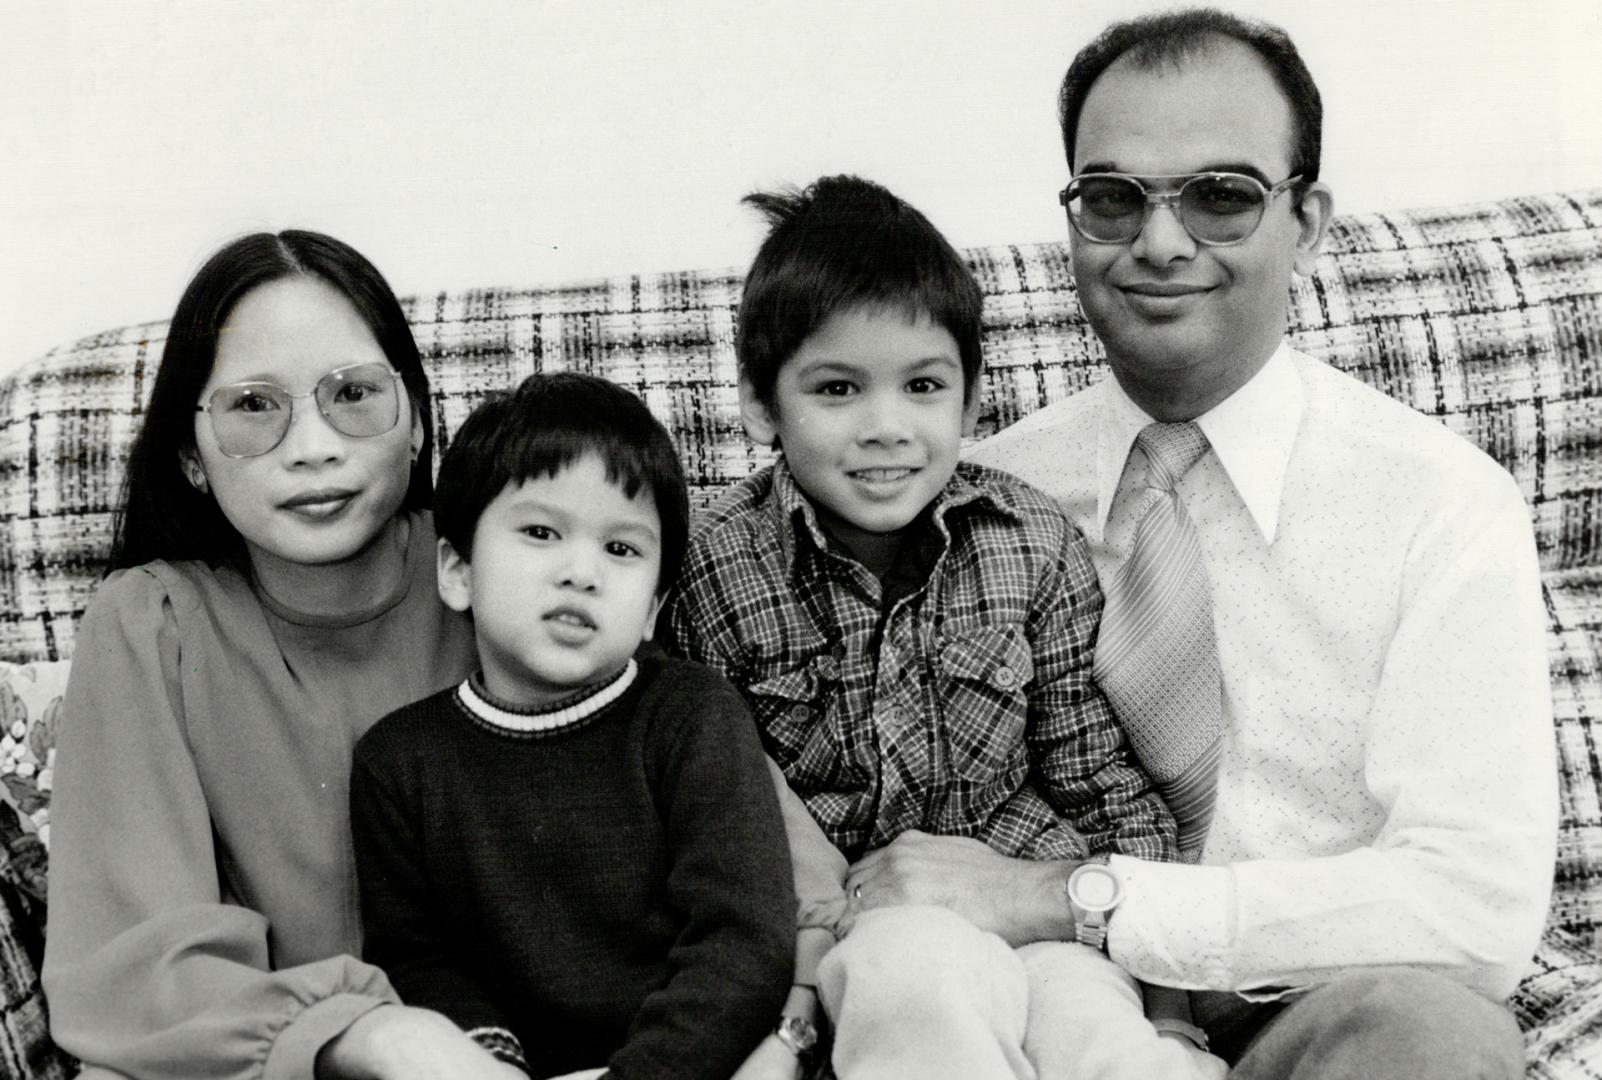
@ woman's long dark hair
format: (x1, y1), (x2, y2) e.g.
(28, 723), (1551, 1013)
(110, 230), (434, 572)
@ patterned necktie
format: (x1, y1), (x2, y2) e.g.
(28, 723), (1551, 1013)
(1094, 422), (1222, 861)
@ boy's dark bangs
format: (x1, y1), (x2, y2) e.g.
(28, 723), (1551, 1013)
(494, 414), (655, 503)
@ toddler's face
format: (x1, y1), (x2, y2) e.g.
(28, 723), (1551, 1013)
(439, 453), (662, 707)
(741, 305), (976, 544)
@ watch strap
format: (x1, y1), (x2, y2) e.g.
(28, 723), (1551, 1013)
(1074, 916), (1109, 951)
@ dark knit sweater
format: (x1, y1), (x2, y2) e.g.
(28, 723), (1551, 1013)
(351, 653), (794, 1080)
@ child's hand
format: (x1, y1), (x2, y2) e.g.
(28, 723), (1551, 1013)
(316, 1004), (529, 1080)
(730, 1034), (805, 1080)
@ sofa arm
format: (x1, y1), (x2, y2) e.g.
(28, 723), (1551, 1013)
(1516, 924), (1602, 1078)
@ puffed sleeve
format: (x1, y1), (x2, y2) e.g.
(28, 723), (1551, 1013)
(42, 568), (398, 1080)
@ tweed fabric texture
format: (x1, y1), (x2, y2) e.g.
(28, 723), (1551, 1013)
(0, 189), (1600, 1077)
(0, 878), (71, 1080)
(1515, 924), (1602, 1079)
(1095, 423), (1223, 861)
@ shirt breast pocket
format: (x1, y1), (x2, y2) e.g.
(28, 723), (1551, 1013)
(745, 661), (856, 790)
(936, 623), (1033, 783)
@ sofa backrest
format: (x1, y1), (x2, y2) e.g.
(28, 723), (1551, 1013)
(1, 189), (1599, 663)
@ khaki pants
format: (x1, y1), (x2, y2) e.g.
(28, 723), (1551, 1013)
(818, 905), (1225, 1080)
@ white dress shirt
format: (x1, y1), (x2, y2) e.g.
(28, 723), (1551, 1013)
(967, 342), (1556, 999)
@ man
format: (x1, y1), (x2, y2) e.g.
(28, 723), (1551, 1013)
(848, 8), (1557, 1077)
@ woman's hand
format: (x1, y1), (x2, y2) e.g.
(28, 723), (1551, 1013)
(317, 1004), (526, 1080)
(730, 1034), (805, 1080)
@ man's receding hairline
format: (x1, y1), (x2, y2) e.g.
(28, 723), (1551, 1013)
(1096, 30), (1279, 92)
(1080, 33), (1299, 174)
(1113, 28), (1244, 73)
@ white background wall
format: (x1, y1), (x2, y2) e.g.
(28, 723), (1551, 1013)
(3, 0), (1599, 378)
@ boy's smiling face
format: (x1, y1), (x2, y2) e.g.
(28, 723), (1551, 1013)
(741, 305), (977, 551)
(437, 453), (662, 707)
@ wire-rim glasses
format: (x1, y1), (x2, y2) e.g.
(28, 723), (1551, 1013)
(1059, 172), (1303, 247)
(195, 362), (406, 459)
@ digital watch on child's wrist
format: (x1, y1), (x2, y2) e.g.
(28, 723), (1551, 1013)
(1067, 861), (1123, 952)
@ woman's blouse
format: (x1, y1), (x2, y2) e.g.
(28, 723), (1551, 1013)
(42, 514), (476, 1080)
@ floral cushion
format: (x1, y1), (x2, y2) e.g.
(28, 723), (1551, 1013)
(0, 661), (63, 908)
(0, 662), (70, 1079)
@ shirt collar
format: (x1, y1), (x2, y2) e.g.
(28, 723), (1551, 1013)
(766, 456), (1017, 568)
(456, 659), (639, 735)
(1095, 341), (1304, 543)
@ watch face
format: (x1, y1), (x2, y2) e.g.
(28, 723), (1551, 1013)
(1069, 864), (1122, 911)
(779, 1015), (818, 1051)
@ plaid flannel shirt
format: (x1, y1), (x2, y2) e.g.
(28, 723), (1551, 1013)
(663, 458), (1176, 865)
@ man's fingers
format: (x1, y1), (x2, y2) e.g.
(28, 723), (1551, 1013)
(844, 863), (886, 909)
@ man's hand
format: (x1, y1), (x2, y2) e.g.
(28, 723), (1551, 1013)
(317, 1004), (528, 1080)
(844, 831), (1080, 946)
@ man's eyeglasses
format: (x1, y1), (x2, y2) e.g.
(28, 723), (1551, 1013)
(1059, 172), (1302, 247)
(195, 362), (406, 459)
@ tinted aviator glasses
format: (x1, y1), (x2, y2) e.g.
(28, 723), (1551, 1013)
(195, 362), (406, 458)
(1059, 172), (1302, 246)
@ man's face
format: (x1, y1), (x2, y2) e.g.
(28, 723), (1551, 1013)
(1069, 39), (1330, 418)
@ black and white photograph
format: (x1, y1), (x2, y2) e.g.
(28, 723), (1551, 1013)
(1, 3), (1599, 1078)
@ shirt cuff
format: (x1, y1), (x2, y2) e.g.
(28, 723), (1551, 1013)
(264, 992), (394, 1080)
(1107, 855), (1235, 989)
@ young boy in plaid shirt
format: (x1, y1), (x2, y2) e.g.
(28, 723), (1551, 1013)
(662, 175), (1222, 1080)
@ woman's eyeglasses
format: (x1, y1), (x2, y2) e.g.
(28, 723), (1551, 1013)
(1059, 172), (1302, 247)
(196, 363), (405, 459)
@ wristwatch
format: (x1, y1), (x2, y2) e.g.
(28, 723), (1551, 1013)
(1067, 861), (1123, 952)
(775, 1014), (819, 1061)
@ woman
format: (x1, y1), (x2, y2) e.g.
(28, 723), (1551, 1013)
(41, 231), (515, 1079)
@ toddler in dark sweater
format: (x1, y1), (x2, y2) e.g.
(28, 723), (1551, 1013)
(351, 373), (794, 1080)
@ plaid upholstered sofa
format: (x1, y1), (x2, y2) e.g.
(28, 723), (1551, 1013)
(1, 187), (1600, 1078)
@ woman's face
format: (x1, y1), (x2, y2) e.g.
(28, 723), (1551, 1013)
(187, 275), (422, 578)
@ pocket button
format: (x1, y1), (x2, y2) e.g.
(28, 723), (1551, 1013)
(992, 665), (1018, 689)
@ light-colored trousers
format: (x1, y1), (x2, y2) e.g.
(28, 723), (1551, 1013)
(818, 905), (1225, 1080)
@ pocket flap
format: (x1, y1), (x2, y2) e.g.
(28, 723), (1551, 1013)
(939, 624), (1033, 691)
